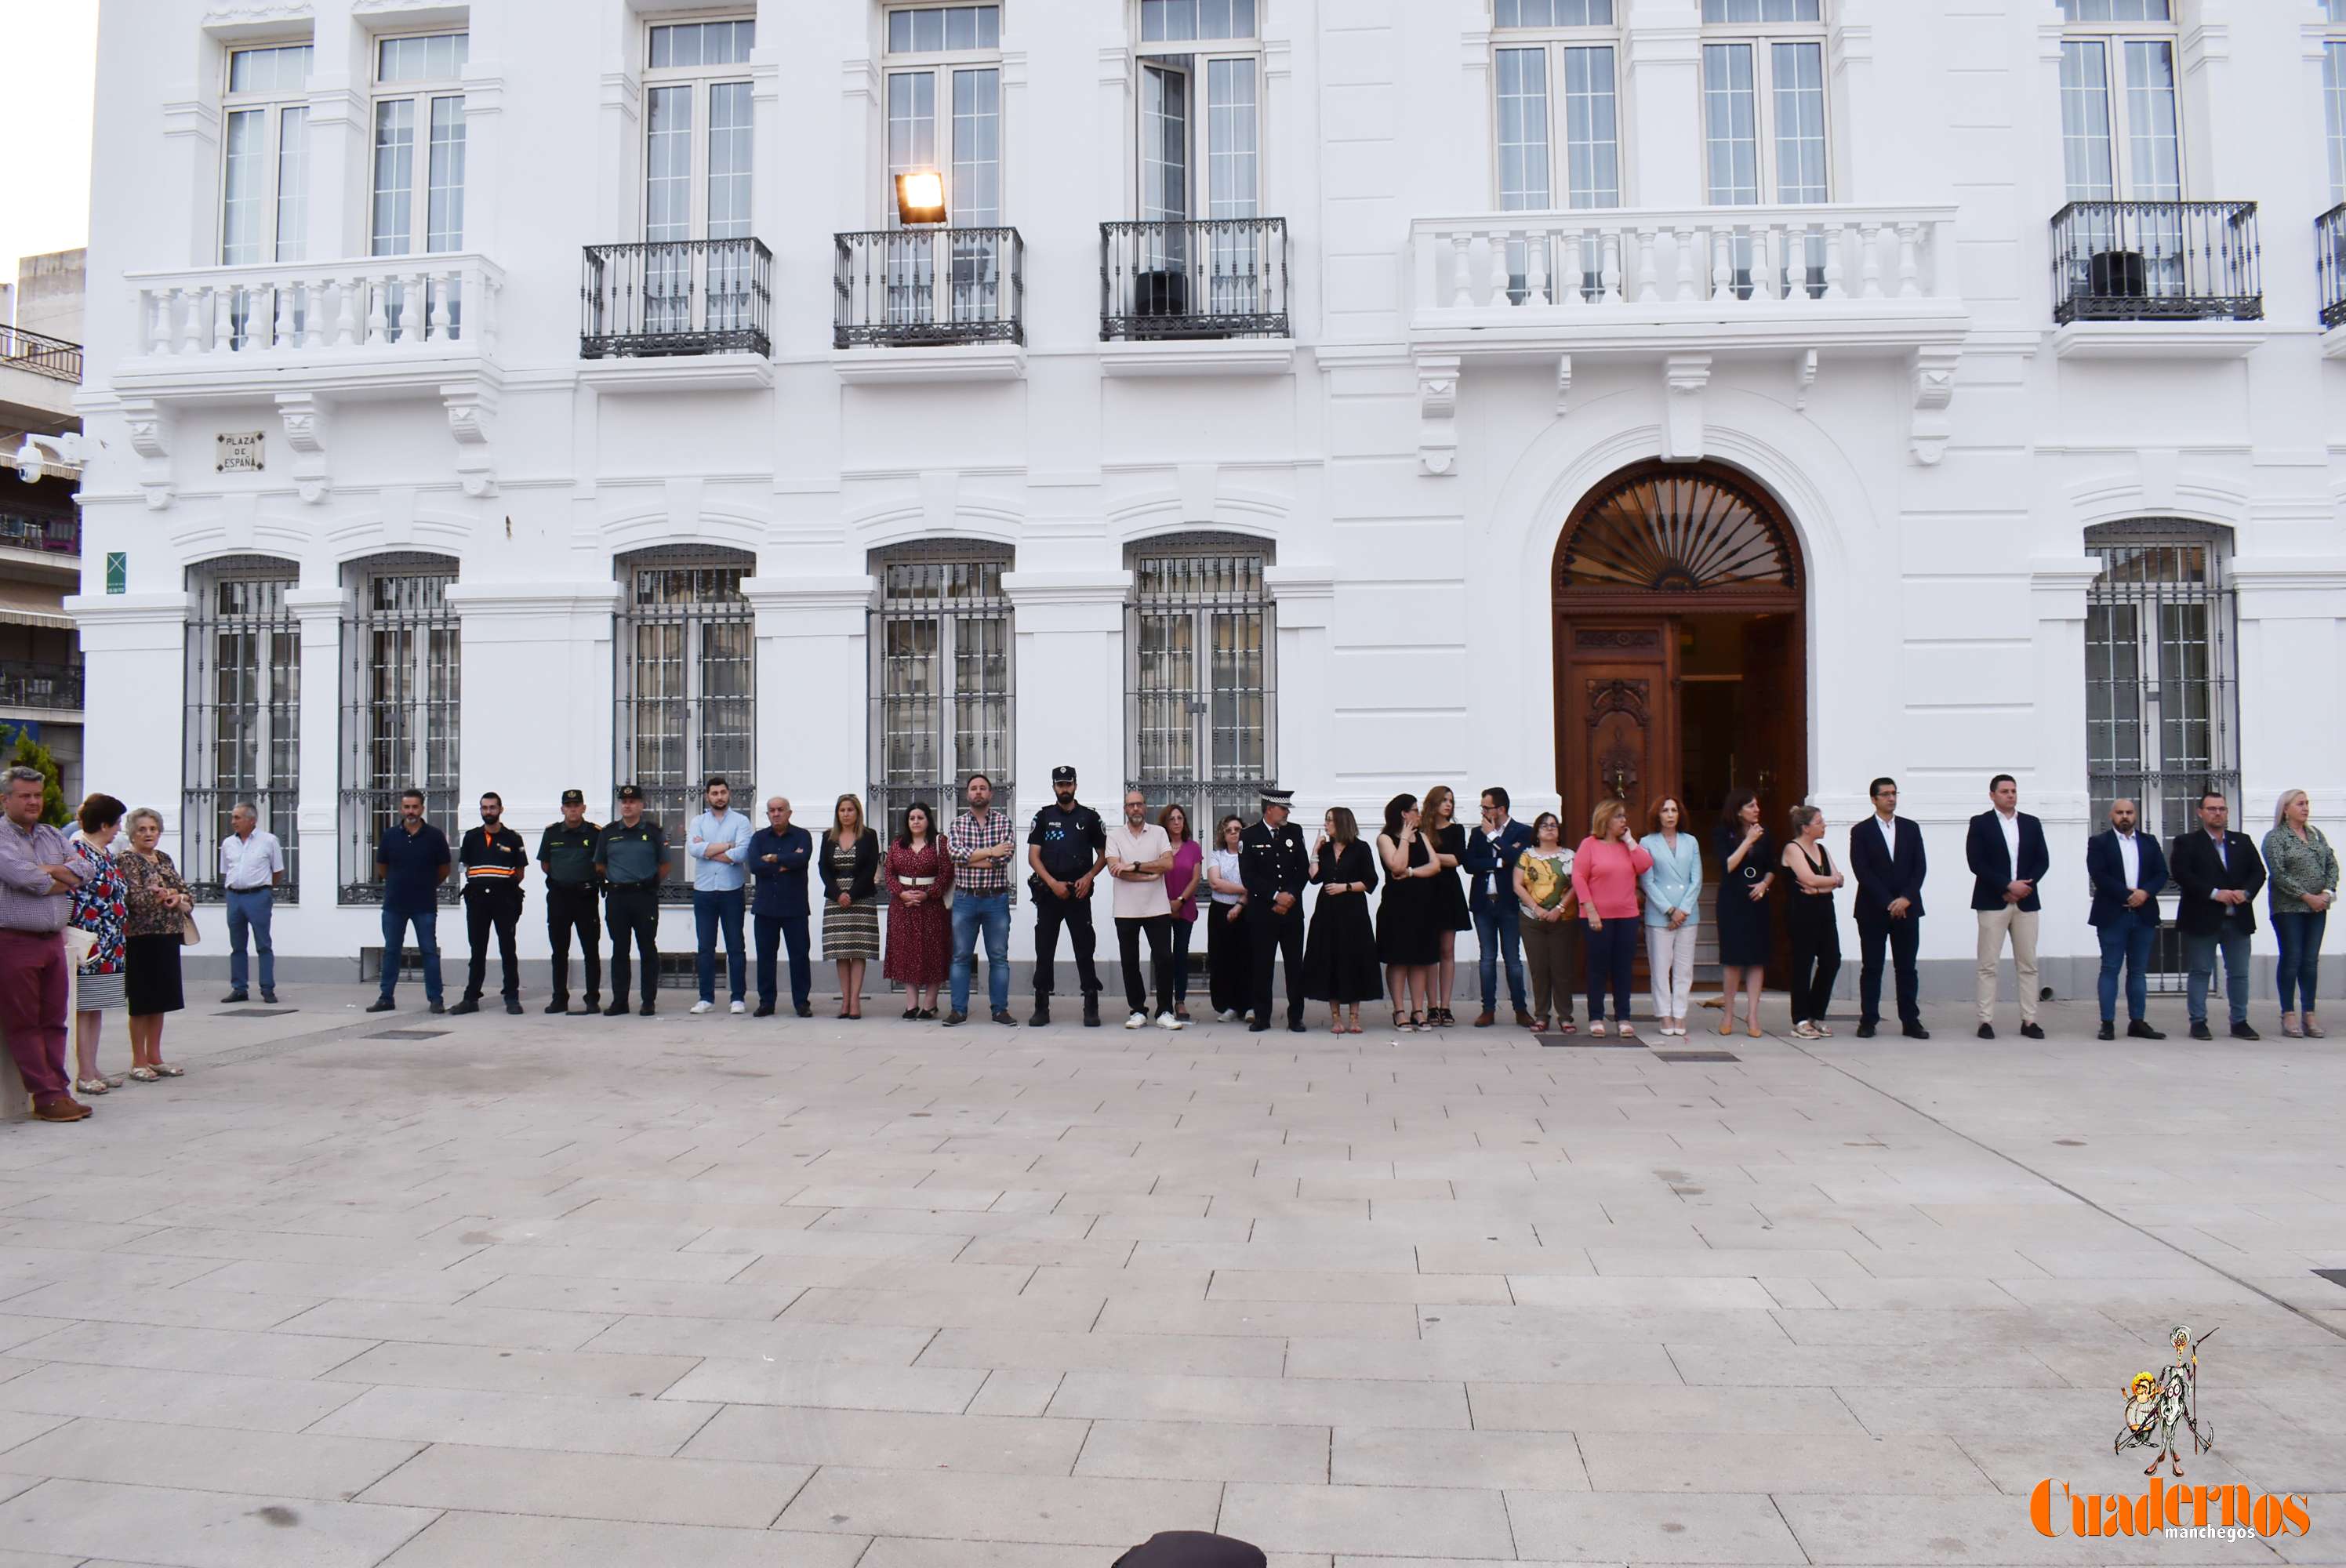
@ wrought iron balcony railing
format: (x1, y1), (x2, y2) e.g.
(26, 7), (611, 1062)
(2320, 205), (2346, 331)
(0, 512), (79, 557)
(2050, 201), (2261, 325)
(0, 324), (81, 383)
(833, 227), (1024, 349)
(0, 661), (82, 712)
(1101, 218), (1290, 340)
(581, 238), (773, 359)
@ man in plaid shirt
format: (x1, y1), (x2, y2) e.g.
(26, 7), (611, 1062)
(945, 773), (1019, 1027)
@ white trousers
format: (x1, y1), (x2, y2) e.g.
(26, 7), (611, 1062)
(1647, 921), (1698, 1019)
(1976, 906), (2040, 1024)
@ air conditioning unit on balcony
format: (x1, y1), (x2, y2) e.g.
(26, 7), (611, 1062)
(1135, 270), (1189, 320)
(2089, 249), (2148, 299)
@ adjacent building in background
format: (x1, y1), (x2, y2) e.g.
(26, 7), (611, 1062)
(67, 0), (2346, 996)
(0, 249), (88, 803)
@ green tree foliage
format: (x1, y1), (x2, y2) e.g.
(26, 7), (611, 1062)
(0, 724), (71, 826)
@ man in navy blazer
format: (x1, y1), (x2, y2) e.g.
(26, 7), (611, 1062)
(1847, 776), (1929, 1039)
(1965, 774), (2050, 1040)
(2086, 797), (2168, 1042)
(1463, 786), (1535, 1027)
(2169, 788), (2266, 1042)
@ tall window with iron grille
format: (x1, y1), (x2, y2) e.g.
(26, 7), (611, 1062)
(869, 543), (1015, 842)
(340, 555), (460, 902)
(369, 31), (469, 341)
(1126, 535), (1276, 841)
(183, 558), (301, 901)
(615, 550), (757, 902)
(1490, 0), (1620, 303)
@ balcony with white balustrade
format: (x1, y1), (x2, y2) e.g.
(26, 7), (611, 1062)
(106, 254), (507, 505)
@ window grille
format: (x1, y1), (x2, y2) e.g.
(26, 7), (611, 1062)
(1125, 534), (1276, 840)
(615, 548), (756, 902)
(340, 554), (460, 902)
(869, 542), (1015, 840)
(183, 557), (301, 901)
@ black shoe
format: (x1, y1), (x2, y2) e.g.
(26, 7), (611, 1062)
(583, 995), (601, 1014)
(449, 997), (481, 1016)
(544, 998), (569, 1014)
(794, 1004), (812, 1018)
(260, 990), (278, 1005)
(603, 1000), (629, 1017)
(2097, 1021), (2115, 1041)
(1976, 1023), (1995, 1040)
(1082, 998), (1102, 1028)
(1030, 1001), (1051, 1027)
(1901, 1022), (1929, 1040)
(754, 1004), (775, 1018)
(1288, 1018), (1307, 1033)
(640, 1001), (656, 1016)
(2230, 1021), (2261, 1041)
(1247, 1021), (1271, 1033)
(2019, 1022), (2044, 1040)
(2188, 1021), (2213, 1041)
(2126, 1019), (2165, 1040)
(220, 990), (249, 1004)
(365, 997), (396, 1014)
(942, 1010), (967, 1026)
(992, 1010), (1018, 1026)
(1854, 1022), (1876, 1039)
(428, 1000), (445, 1014)
(505, 998), (524, 1015)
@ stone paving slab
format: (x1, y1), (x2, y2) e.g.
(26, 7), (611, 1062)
(2, 985), (2343, 1566)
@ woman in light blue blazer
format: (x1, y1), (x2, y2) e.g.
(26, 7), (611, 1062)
(1639, 797), (1705, 1037)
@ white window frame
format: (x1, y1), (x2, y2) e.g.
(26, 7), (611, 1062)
(2322, 2), (2346, 206)
(1488, 3), (1621, 214)
(369, 29), (470, 260)
(219, 42), (314, 266)
(1133, 1), (1264, 222)
(882, 4), (1005, 229)
(1699, 2), (1831, 207)
(643, 15), (757, 243)
(2056, 1), (2181, 201)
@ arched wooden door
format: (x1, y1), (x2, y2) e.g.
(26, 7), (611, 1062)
(1552, 461), (1808, 978)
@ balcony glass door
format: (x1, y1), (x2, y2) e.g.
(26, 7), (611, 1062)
(2058, 3), (2184, 303)
(644, 19), (756, 341)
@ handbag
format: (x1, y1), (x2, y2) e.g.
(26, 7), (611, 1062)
(180, 910), (202, 946)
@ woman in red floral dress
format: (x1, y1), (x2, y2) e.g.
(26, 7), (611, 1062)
(882, 801), (954, 1018)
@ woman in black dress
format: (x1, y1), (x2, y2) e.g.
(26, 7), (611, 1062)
(1779, 804), (1844, 1040)
(1712, 789), (1775, 1038)
(1375, 793), (1439, 1032)
(1422, 785), (1473, 1027)
(1304, 807), (1380, 1033)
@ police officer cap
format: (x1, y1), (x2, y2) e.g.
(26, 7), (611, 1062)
(1110, 1532), (1266, 1568)
(560, 789), (585, 806)
(1051, 764), (1078, 784)
(616, 783), (644, 801)
(1258, 787), (1294, 806)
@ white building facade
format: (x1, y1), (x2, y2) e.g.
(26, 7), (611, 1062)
(69, 0), (2346, 996)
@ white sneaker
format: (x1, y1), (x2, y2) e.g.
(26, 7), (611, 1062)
(1218, 1009), (1240, 1022)
(1125, 1011), (1149, 1029)
(689, 1000), (714, 1015)
(1156, 1012), (1183, 1030)
(729, 1000), (746, 1015)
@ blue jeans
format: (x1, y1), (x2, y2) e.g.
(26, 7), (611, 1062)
(2095, 909), (2158, 1023)
(225, 887), (274, 993)
(2272, 907), (2327, 1014)
(1474, 900), (1527, 1012)
(951, 891), (1011, 1015)
(379, 906), (442, 1004)
(754, 911), (811, 1011)
(2184, 926), (2250, 1025)
(694, 888), (746, 1004)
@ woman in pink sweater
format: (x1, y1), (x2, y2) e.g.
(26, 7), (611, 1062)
(1574, 800), (1654, 1037)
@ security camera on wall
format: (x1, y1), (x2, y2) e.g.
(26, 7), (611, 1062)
(11, 437), (43, 486)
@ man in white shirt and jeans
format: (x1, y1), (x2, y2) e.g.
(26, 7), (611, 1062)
(218, 803), (285, 1004)
(1106, 789), (1181, 1029)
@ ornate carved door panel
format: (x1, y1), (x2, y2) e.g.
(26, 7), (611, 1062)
(1557, 624), (1675, 848)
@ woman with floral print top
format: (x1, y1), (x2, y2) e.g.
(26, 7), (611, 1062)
(118, 806), (194, 1080)
(67, 793), (130, 1095)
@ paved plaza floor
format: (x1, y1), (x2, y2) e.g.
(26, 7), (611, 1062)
(2, 983), (2343, 1566)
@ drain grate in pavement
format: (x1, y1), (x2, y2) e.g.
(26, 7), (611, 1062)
(2316, 1269), (2346, 1290)
(1657, 1051), (1740, 1063)
(1554, 1038), (1648, 1049)
(371, 1029), (449, 1040)
(217, 1007), (299, 1018)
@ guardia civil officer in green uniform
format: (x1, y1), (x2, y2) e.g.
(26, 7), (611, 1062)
(596, 784), (669, 1016)
(537, 788), (602, 1014)
(1240, 787), (1311, 1033)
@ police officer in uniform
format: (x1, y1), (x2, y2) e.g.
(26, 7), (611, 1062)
(1240, 787), (1310, 1033)
(452, 790), (529, 1015)
(597, 783), (670, 1017)
(1026, 764), (1108, 1028)
(537, 788), (602, 1015)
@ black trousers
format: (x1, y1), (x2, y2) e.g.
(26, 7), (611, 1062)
(546, 883), (601, 1004)
(1117, 914), (1173, 1017)
(461, 888), (521, 1001)
(1033, 890), (1101, 1000)
(1248, 898), (1305, 1026)
(605, 884), (661, 1005)
(1582, 916), (1636, 1023)
(1789, 902), (1842, 1023)
(1856, 908), (1921, 1025)
(1206, 902), (1251, 1016)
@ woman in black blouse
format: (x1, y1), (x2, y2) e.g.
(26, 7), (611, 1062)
(1303, 807), (1380, 1033)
